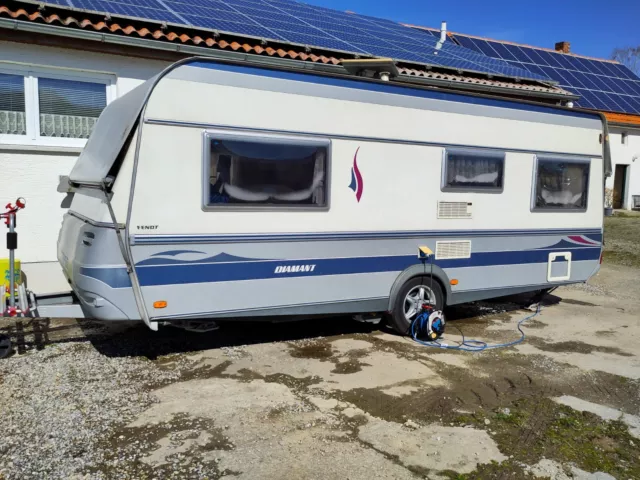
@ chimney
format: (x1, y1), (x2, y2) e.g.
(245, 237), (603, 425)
(555, 41), (571, 54)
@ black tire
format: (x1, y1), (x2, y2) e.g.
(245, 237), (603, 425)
(389, 277), (445, 335)
(0, 334), (12, 359)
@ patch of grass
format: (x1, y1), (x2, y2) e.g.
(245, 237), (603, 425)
(442, 460), (537, 480)
(604, 215), (640, 267)
(486, 397), (640, 479)
(612, 210), (640, 218)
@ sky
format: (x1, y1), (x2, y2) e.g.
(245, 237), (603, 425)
(301, 0), (640, 60)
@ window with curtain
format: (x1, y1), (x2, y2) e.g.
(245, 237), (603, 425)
(443, 149), (505, 191)
(38, 77), (107, 139)
(534, 158), (589, 210)
(0, 73), (26, 136)
(206, 136), (328, 208)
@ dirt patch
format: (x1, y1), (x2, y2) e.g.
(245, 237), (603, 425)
(531, 339), (634, 357)
(333, 361), (539, 426)
(440, 460), (531, 480)
(332, 346), (640, 429)
(288, 339), (335, 360)
(90, 413), (232, 478)
(331, 359), (369, 374)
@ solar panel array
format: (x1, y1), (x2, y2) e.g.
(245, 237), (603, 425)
(42, 0), (549, 82)
(453, 34), (640, 115)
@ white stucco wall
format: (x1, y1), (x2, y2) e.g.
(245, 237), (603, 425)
(607, 129), (640, 210)
(0, 40), (170, 292)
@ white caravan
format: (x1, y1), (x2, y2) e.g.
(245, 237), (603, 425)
(47, 57), (608, 332)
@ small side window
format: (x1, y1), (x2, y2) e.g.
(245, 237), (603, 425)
(442, 148), (504, 192)
(204, 132), (329, 209)
(533, 156), (590, 211)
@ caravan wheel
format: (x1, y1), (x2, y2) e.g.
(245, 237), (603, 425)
(390, 277), (444, 335)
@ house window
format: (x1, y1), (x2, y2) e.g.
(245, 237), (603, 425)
(0, 73), (26, 136)
(442, 148), (505, 192)
(38, 78), (106, 139)
(0, 65), (113, 147)
(204, 132), (330, 209)
(533, 157), (590, 211)
(621, 132), (628, 145)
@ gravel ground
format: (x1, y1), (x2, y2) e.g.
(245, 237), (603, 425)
(0, 342), (198, 479)
(1, 263), (639, 479)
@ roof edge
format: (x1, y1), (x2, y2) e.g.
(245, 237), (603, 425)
(0, 4), (574, 100)
(603, 111), (640, 127)
(3, 0), (561, 87)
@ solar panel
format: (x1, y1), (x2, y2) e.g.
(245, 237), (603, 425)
(452, 34), (640, 115)
(42, 0), (549, 82)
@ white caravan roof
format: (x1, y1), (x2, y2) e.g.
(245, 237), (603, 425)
(68, 58), (608, 186)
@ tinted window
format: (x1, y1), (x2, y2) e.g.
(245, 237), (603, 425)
(443, 149), (504, 191)
(206, 136), (328, 208)
(534, 158), (589, 210)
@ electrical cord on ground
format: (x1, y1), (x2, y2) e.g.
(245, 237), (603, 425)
(411, 301), (542, 351)
(412, 249), (556, 352)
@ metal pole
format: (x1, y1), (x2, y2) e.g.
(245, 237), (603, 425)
(8, 213), (15, 309)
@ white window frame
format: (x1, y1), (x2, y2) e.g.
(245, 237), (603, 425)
(0, 63), (116, 148)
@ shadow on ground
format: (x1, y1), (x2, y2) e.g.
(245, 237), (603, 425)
(0, 291), (560, 360)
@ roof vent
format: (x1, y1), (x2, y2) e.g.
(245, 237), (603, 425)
(435, 21), (447, 52)
(555, 41), (571, 54)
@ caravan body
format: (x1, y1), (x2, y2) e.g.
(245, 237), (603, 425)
(58, 58), (606, 331)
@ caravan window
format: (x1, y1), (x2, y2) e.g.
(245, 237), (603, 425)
(442, 148), (505, 192)
(204, 133), (329, 209)
(533, 157), (590, 211)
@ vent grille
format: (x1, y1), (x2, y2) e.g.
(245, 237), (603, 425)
(438, 201), (473, 219)
(436, 241), (472, 260)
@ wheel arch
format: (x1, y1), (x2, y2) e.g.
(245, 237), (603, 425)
(387, 264), (452, 311)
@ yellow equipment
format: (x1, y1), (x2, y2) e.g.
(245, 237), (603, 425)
(1, 258), (21, 298)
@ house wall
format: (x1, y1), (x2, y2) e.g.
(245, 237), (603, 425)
(607, 129), (640, 210)
(0, 40), (169, 292)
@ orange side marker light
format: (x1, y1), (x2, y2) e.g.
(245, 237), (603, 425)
(153, 301), (167, 309)
(450, 279), (459, 286)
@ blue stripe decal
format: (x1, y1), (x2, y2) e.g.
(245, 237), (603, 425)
(138, 252), (272, 266)
(80, 266), (132, 289)
(132, 229), (603, 245)
(534, 239), (601, 250)
(188, 61), (599, 121)
(80, 247), (601, 289)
